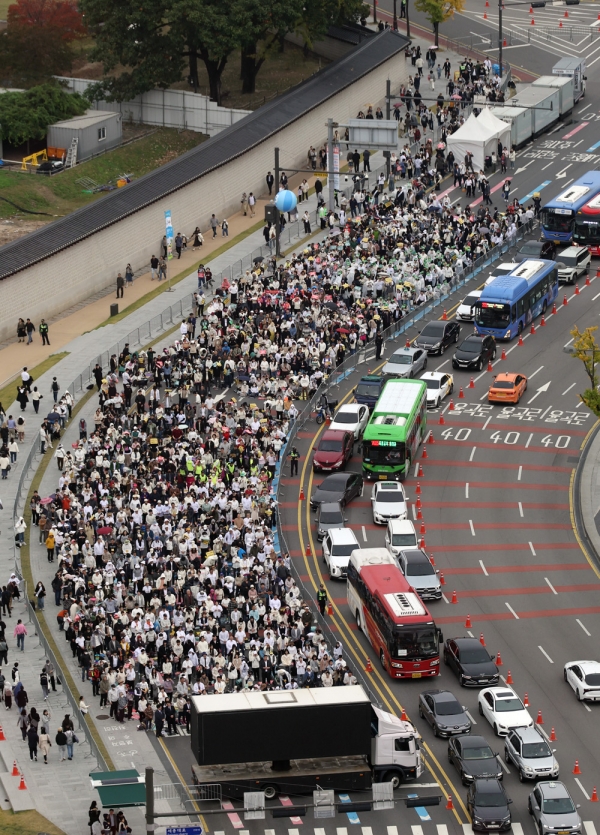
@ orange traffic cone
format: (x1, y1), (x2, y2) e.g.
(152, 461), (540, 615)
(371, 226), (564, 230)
(530, 322), (536, 335)
(503, 37), (507, 45)
(306, 544), (311, 557)
(559, 19), (562, 27)
(552, 301), (557, 314)
(419, 536), (426, 549)
(451, 589), (458, 604)
(299, 488), (305, 500)
(536, 710), (544, 725)
(523, 692), (530, 706)
(518, 333), (524, 347)
(565, 9), (569, 16)
(586, 274), (591, 286)
(459, 387), (464, 399)
(0, 726), (5, 741)
(483, 11), (488, 18)
(506, 670), (513, 684)
(496, 651), (503, 666)
(327, 601), (333, 616)
(429, 552), (436, 566)
(480, 632), (486, 646)
(18, 774), (27, 791)
(365, 658), (373, 673)
(573, 760), (582, 775)
(469, 377), (475, 388)
(487, 360), (493, 372)
(563, 294), (568, 306)
(449, 400), (455, 411)
(420, 521), (426, 535)
(440, 572), (445, 586)
(439, 412), (445, 425)
(465, 613), (472, 628)
(416, 481), (421, 495)
(501, 348), (506, 360)
(550, 727), (557, 741)
(540, 315), (546, 326)
(446, 795), (454, 811)
(529, 3), (533, 10)
(416, 495), (422, 509)
(418, 463), (424, 477)
(11, 760), (19, 777)
(417, 507), (423, 520)
(401, 706), (408, 721)
(591, 787), (598, 803)
(531, 16), (535, 24)
(429, 432), (435, 444)
(575, 283), (580, 295)
(442, 309), (448, 321)
(422, 445), (428, 459)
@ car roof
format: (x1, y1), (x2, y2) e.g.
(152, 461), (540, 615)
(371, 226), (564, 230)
(492, 372), (520, 383)
(571, 660), (600, 672)
(321, 429), (352, 441)
(560, 246), (588, 256)
(510, 725), (546, 743)
(461, 735), (492, 748)
(474, 779), (504, 792)
(539, 781), (570, 798)
(319, 473), (351, 486)
(463, 333), (488, 342)
(319, 502), (343, 513)
(376, 481), (403, 491)
(391, 347), (419, 357)
(520, 241), (544, 250)
(453, 637), (487, 649)
(421, 320), (447, 331)
(462, 289), (482, 298)
(388, 519), (416, 532)
(336, 403), (362, 414)
(360, 375), (382, 383)
(328, 527), (359, 544)
(432, 690), (459, 702)
(484, 687), (517, 699)
(421, 371), (448, 381)
(402, 549), (431, 564)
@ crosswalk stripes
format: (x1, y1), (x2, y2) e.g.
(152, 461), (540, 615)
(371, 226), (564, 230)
(512, 823), (524, 835)
(584, 824), (598, 835)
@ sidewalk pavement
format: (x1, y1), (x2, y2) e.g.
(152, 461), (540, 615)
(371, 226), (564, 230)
(576, 422), (600, 561)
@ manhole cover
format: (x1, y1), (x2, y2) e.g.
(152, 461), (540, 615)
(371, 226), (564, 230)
(96, 714), (110, 720)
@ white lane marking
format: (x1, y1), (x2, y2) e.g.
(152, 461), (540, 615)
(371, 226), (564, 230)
(442, 593), (450, 604)
(315, 830), (326, 835)
(470, 446), (477, 462)
(528, 366), (544, 380)
(518, 465), (522, 481)
(525, 433), (533, 448)
(499, 756), (511, 775)
(541, 161), (553, 170)
(512, 824), (524, 835)
(577, 619), (591, 636)
(584, 823), (598, 835)
(562, 382), (577, 396)
(414, 462), (420, 478)
(387, 828), (399, 835)
(545, 577), (558, 595)
(529, 541), (537, 556)
(412, 504), (417, 521)
(465, 710), (477, 725)
(479, 559), (488, 576)
(436, 360), (451, 371)
(518, 502), (524, 518)
(575, 778), (590, 800)
(362, 526), (367, 542)
(463, 826), (472, 835)
(593, 292), (600, 302)
(565, 337), (575, 346)
(539, 646), (554, 664)
(437, 826), (449, 835)
(467, 630), (474, 638)
(584, 703), (592, 712)
(506, 602), (520, 619)
(482, 415), (492, 431)
(466, 483), (469, 499)
(362, 828), (373, 835)
(412, 826), (424, 835)
(469, 519), (475, 536)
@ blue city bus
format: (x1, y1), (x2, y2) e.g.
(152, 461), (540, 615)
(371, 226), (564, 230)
(540, 171), (600, 243)
(474, 259), (559, 341)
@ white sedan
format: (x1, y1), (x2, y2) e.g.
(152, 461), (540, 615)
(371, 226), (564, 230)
(329, 403), (370, 440)
(478, 686), (534, 736)
(564, 660), (600, 702)
(371, 481), (409, 524)
(421, 371), (454, 409)
(456, 290), (482, 322)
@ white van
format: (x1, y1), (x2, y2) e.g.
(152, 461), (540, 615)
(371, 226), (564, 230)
(322, 528), (360, 580)
(385, 519), (418, 557)
(557, 246), (591, 284)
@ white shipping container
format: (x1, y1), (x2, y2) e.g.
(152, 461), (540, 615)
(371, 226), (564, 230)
(509, 86), (560, 136)
(532, 75), (574, 117)
(489, 106), (533, 148)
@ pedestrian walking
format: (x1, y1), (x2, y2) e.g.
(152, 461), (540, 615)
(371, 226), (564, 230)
(55, 727), (67, 761)
(17, 387), (28, 411)
(14, 516), (26, 547)
(0, 452), (9, 480)
(209, 214), (219, 237)
(175, 232), (183, 258)
(45, 660), (56, 692)
(35, 582), (46, 612)
(240, 193), (248, 216)
(221, 218), (229, 237)
(248, 193), (256, 217)
(18, 708), (28, 740)
(64, 727), (77, 759)
(16, 319), (26, 343)
(116, 273), (124, 298)
(125, 263), (134, 286)
(8, 438), (18, 464)
(39, 730), (51, 764)
(39, 319), (50, 345)
(27, 723), (39, 760)
(266, 171), (274, 195)
(51, 377), (60, 403)
(13, 619), (27, 652)
(25, 319), (35, 345)
(40, 667), (49, 700)
(150, 254), (159, 279)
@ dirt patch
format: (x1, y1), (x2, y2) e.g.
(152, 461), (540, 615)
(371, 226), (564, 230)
(0, 217), (48, 245)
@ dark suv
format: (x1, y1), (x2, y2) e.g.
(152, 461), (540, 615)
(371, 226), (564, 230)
(453, 334), (496, 372)
(467, 778), (512, 832)
(515, 239), (556, 262)
(354, 375), (384, 411)
(414, 320), (461, 355)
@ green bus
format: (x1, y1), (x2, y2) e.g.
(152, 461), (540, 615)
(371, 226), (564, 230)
(362, 379), (428, 481)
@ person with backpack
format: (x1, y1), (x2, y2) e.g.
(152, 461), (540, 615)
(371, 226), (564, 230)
(0, 637), (7, 666)
(40, 668), (49, 700)
(51, 377), (60, 403)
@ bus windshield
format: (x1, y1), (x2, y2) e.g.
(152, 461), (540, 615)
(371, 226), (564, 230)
(573, 221), (600, 244)
(394, 626), (438, 658)
(541, 209), (574, 233)
(475, 303), (510, 329)
(363, 441), (405, 465)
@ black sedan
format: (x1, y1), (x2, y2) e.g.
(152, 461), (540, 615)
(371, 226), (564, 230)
(418, 689), (471, 738)
(448, 734), (503, 785)
(310, 472), (363, 509)
(453, 334), (496, 372)
(467, 778), (512, 832)
(514, 239), (556, 262)
(443, 637), (500, 687)
(414, 321), (460, 355)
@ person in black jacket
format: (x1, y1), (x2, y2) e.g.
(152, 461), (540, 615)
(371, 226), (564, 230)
(27, 724), (39, 760)
(164, 700), (176, 735)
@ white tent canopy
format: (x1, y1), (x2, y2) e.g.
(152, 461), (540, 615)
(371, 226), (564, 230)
(446, 112), (498, 172)
(477, 108), (511, 152)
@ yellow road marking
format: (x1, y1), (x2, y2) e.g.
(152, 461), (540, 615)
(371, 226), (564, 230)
(159, 738), (209, 832)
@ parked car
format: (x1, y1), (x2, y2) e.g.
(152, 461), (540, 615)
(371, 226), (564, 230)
(414, 321), (460, 355)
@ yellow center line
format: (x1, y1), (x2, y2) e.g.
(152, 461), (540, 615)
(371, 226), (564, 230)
(159, 738), (209, 832)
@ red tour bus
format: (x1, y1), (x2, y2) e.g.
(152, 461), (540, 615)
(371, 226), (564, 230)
(347, 549), (442, 680)
(573, 193), (600, 255)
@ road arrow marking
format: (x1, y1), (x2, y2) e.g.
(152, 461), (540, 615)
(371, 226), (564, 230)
(514, 161), (534, 175)
(555, 165), (573, 179)
(527, 381), (551, 404)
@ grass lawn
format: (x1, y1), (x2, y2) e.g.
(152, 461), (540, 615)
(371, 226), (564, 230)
(0, 809), (66, 835)
(0, 352), (68, 409)
(0, 128), (206, 221)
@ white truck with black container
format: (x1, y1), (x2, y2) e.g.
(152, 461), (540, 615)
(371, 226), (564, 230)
(190, 686), (422, 801)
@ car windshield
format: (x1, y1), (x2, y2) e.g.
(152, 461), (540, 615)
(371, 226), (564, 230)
(334, 412), (356, 424)
(584, 673), (600, 686)
(331, 543), (356, 557)
(559, 255), (578, 267)
(319, 440), (343, 452)
(574, 221), (600, 245)
(319, 510), (343, 524)
(459, 339), (483, 354)
(462, 294), (480, 306)
(494, 698), (523, 712)
(377, 492), (404, 503)
(319, 477), (347, 492)
(522, 742), (551, 758)
(460, 648), (491, 663)
(542, 797), (575, 814)
(520, 243), (541, 255)
(391, 533), (417, 546)
(476, 792), (506, 808)
(356, 384), (378, 396)
(475, 303), (510, 330)
(394, 627), (438, 658)
(436, 699), (462, 716)
(425, 379), (441, 390)
(391, 354), (413, 365)
(463, 745), (495, 761)
(492, 381), (515, 390)
(422, 322), (446, 335)
(541, 208), (574, 233)
(408, 560), (435, 576)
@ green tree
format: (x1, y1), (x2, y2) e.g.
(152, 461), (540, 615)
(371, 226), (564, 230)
(295, 0), (368, 54)
(570, 325), (600, 416)
(0, 83), (88, 145)
(413, 0), (464, 46)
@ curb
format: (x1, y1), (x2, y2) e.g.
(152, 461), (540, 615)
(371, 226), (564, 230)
(572, 417), (600, 579)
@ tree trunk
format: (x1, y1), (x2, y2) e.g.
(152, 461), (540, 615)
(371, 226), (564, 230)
(202, 57), (226, 105)
(188, 50), (199, 93)
(433, 21), (439, 47)
(240, 43), (258, 95)
(278, 32), (286, 53)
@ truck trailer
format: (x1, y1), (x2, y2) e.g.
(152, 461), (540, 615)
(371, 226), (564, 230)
(190, 686), (422, 801)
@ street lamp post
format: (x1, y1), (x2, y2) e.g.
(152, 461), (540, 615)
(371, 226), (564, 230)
(498, 0), (503, 78)
(393, 0), (398, 31)
(406, 0), (410, 40)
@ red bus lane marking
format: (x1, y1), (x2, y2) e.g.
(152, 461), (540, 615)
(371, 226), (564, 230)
(413, 460), (573, 472)
(436, 605), (600, 624)
(452, 583), (600, 598)
(443, 563), (592, 575)
(400, 480), (568, 491)
(412, 501), (570, 510)
(221, 801), (244, 829)
(431, 439), (574, 454)
(440, 542), (580, 552)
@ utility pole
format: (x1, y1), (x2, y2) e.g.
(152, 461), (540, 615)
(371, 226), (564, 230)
(274, 146), (281, 258)
(145, 767), (155, 835)
(406, 0), (410, 40)
(327, 118), (335, 213)
(385, 80), (391, 180)
(393, 0), (398, 31)
(498, 0), (503, 79)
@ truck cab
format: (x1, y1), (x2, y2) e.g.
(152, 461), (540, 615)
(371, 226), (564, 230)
(371, 705), (423, 787)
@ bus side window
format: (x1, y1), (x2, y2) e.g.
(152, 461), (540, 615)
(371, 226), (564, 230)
(511, 305), (517, 323)
(517, 298), (525, 318)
